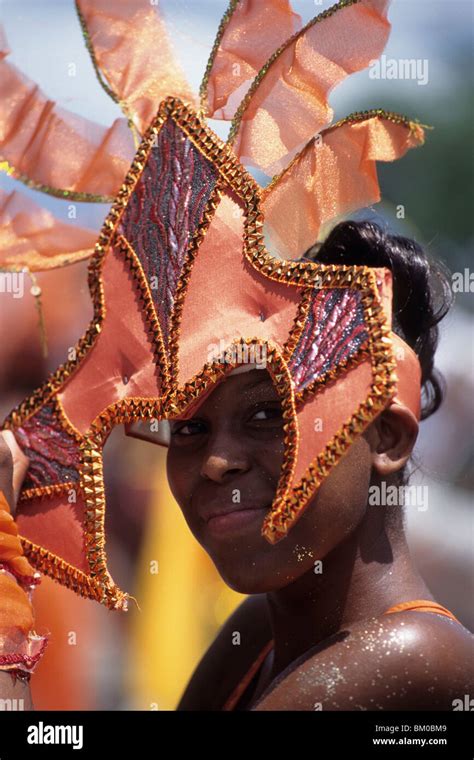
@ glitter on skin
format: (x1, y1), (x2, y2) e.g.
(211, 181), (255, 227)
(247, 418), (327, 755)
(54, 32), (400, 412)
(294, 663), (347, 698)
(293, 544), (315, 562)
(251, 611), (473, 711)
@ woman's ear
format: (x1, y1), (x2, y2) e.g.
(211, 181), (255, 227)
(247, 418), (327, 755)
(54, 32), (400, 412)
(369, 403), (419, 477)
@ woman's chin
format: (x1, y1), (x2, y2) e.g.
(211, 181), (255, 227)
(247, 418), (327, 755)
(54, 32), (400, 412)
(210, 561), (270, 595)
(220, 576), (270, 595)
(210, 557), (294, 595)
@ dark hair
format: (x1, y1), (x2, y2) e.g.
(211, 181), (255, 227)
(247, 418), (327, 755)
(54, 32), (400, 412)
(302, 220), (453, 521)
(303, 220), (453, 422)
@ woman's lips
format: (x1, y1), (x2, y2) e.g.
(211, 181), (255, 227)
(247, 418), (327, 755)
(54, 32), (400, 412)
(204, 506), (269, 537)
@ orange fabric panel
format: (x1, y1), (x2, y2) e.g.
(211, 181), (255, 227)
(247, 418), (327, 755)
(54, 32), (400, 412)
(204, 0), (301, 120)
(231, 0), (391, 174)
(0, 188), (97, 272)
(0, 38), (134, 197)
(0, 490), (48, 674)
(177, 192), (300, 386)
(59, 244), (161, 432)
(76, 0), (197, 134)
(261, 116), (425, 260)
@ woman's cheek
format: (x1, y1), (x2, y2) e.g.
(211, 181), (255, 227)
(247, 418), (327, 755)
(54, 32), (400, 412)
(166, 449), (192, 511)
(287, 444), (373, 559)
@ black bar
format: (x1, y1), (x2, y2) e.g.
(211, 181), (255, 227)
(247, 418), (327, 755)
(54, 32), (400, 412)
(0, 709), (471, 757)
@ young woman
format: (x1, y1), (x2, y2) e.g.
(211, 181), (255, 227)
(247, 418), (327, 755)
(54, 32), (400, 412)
(1, 0), (471, 716)
(169, 220), (474, 711)
(1, 221), (472, 711)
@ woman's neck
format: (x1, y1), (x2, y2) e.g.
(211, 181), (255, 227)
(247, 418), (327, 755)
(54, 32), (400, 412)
(264, 504), (431, 683)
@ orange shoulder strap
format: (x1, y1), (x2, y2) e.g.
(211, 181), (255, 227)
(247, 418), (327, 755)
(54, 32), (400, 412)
(384, 598), (461, 624)
(221, 639), (274, 711)
(222, 598), (462, 710)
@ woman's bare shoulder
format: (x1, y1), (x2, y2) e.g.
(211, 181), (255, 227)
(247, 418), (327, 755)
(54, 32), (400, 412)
(176, 593), (272, 710)
(253, 611), (474, 711)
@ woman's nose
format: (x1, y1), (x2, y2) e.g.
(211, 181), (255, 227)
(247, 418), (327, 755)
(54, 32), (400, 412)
(200, 449), (250, 483)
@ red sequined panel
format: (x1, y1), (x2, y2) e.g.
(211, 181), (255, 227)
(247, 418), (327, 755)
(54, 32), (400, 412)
(14, 404), (81, 490)
(289, 288), (369, 391)
(117, 117), (219, 351)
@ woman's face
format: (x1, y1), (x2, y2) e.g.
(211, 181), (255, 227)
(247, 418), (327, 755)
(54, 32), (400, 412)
(166, 368), (374, 594)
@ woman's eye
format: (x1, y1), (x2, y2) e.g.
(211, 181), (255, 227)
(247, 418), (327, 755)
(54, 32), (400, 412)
(249, 406), (283, 423)
(171, 421), (206, 437)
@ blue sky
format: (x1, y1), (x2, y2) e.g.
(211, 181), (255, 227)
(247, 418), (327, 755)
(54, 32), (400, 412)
(1, 0), (471, 127)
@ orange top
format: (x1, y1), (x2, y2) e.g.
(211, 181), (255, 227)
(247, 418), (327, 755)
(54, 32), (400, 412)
(222, 599), (461, 711)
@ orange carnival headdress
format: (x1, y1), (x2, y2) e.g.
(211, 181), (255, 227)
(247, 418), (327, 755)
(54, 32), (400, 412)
(1, 0), (424, 610)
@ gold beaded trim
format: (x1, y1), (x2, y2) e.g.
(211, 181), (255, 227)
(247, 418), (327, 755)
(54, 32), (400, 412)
(280, 281), (373, 404)
(294, 343), (372, 409)
(0, 157), (115, 204)
(198, 0), (239, 118)
(115, 234), (171, 393)
(74, 0), (142, 147)
(20, 537), (109, 606)
(19, 482), (81, 503)
(261, 109), (425, 197)
(226, 0), (363, 146)
(79, 434), (123, 608)
(280, 284), (314, 361)
(54, 395), (86, 440)
(2, 97), (404, 604)
(262, 268), (397, 542)
(166, 182), (225, 393)
(328, 109), (421, 133)
(14, 394), (84, 502)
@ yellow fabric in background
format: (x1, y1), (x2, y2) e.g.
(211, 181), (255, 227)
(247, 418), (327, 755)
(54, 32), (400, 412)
(126, 447), (246, 710)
